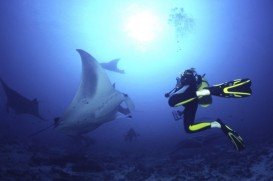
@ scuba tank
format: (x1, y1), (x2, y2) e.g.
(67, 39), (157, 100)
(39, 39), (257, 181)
(197, 75), (212, 107)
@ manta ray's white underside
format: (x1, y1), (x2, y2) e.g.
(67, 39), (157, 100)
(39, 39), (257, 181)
(57, 49), (134, 136)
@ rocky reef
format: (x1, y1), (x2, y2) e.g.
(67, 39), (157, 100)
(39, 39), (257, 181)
(1, 134), (273, 181)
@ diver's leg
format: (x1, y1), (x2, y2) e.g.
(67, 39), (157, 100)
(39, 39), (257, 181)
(184, 100), (210, 133)
(183, 100), (220, 133)
(182, 100), (245, 151)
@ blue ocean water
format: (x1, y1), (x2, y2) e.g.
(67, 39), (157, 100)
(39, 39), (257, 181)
(0, 0), (273, 180)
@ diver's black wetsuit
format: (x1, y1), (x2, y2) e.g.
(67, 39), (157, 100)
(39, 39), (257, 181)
(168, 71), (211, 133)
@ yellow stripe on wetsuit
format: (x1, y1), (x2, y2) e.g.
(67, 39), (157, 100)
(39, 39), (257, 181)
(189, 122), (211, 132)
(174, 98), (196, 107)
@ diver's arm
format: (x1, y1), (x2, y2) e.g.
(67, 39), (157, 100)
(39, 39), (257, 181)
(173, 77), (186, 92)
(165, 88), (176, 98)
(165, 77), (185, 97)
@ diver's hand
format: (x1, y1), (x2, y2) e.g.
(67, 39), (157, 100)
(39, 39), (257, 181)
(165, 93), (170, 98)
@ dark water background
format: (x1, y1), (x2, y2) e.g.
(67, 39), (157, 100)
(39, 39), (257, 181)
(0, 0), (273, 180)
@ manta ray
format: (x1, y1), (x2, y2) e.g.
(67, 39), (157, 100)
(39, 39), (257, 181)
(56, 49), (134, 136)
(0, 79), (45, 121)
(100, 59), (124, 74)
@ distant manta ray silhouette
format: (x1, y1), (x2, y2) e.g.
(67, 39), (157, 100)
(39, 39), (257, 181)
(0, 79), (45, 121)
(100, 59), (124, 74)
(55, 49), (134, 136)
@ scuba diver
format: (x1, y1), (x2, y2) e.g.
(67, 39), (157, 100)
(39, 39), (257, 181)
(124, 128), (139, 142)
(165, 68), (252, 151)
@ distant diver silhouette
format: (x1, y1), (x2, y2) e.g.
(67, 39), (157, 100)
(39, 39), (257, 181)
(124, 128), (139, 142)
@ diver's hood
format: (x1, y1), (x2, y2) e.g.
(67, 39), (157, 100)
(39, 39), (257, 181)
(180, 69), (199, 85)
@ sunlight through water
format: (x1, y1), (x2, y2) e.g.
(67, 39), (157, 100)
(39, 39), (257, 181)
(124, 8), (163, 46)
